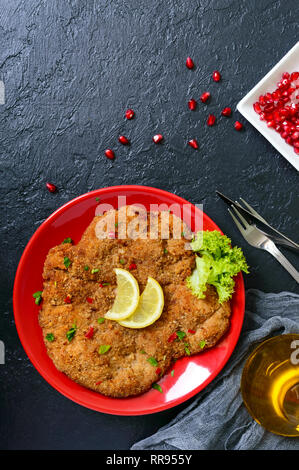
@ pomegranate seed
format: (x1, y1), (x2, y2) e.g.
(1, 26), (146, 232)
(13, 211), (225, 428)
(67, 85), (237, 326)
(105, 149), (115, 160)
(153, 134), (163, 144)
(125, 109), (134, 120)
(96, 381), (102, 385)
(212, 70), (221, 82)
(207, 114), (216, 126)
(156, 368), (162, 375)
(294, 147), (299, 154)
(64, 296), (71, 304)
(119, 135), (130, 145)
(99, 283), (103, 288)
(188, 329), (196, 334)
(294, 141), (299, 148)
(221, 107), (232, 117)
(46, 182), (57, 193)
(267, 120), (275, 128)
(292, 131), (299, 140)
(188, 139), (199, 149)
(86, 297), (93, 304)
(186, 57), (194, 69)
(259, 95), (266, 105)
(282, 72), (290, 79)
(85, 327), (94, 339)
(188, 98), (197, 110)
(200, 92), (210, 103)
(168, 332), (178, 343)
(291, 72), (299, 81)
(128, 263), (137, 270)
(253, 102), (262, 114)
(234, 121), (243, 131)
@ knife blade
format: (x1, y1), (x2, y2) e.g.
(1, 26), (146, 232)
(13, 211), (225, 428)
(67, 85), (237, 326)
(216, 191), (299, 251)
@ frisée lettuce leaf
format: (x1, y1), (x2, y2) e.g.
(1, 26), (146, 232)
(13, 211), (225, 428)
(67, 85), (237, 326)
(186, 230), (249, 303)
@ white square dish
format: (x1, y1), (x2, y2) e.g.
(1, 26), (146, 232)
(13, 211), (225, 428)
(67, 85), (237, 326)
(237, 41), (299, 171)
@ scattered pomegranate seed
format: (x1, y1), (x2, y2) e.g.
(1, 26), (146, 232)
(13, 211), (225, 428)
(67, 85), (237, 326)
(99, 283), (103, 288)
(125, 109), (134, 120)
(105, 149), (115, 160)
(96, 380), (102, 385)
(186, 57), (194, 69)
(119, 135), (130, 145)
(64, 296), (71, 304)
(221, 107), (232, 117)
(207, 114), (216, 126)
(128, 263), (137, 270)
(153, 134), (163, 144)
(156, 368), (162, 375)
(234, 121), (243, 131)
(188, 139), (199, 149)
(200, 92), (210, 103)
(212, 70), (221, 82)
(188, 329), (196, 334)
(188, 98), (197, 110)
(46, 182), (57, 193)
(86, 297), (93, 304)
(85, 327), (94, 339)
(168, 332), (178, 343)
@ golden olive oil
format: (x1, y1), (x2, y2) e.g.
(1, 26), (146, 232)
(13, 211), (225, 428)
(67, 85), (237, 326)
(241, 334), (299, 437)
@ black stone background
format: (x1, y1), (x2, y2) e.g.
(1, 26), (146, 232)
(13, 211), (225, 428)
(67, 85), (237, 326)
(0, 0), (298, 450)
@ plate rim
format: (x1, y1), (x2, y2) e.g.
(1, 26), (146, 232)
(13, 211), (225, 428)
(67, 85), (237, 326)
(13, 185), (245, 415)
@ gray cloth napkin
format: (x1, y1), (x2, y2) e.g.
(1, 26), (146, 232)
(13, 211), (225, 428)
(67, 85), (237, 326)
(132, 290), (299, 450)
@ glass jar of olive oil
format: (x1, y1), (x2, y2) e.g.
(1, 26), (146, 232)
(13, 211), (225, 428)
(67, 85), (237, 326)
(241, 334), (299, 437)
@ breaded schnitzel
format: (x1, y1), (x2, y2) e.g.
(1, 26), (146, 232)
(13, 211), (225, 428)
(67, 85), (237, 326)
(39, 207), (231, 397)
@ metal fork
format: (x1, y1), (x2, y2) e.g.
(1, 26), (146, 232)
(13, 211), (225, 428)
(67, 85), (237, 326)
(238, 198), (299, 252)
(229, 206), (299, 283)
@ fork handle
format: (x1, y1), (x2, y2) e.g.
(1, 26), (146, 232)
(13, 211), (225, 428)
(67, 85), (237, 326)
(266, 243), (299, 283)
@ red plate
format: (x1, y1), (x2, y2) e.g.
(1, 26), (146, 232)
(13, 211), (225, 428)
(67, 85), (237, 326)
(13, 185), (245, 415)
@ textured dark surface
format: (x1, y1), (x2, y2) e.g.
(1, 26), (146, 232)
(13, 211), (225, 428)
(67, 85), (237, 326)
(0, 0), (298, 450)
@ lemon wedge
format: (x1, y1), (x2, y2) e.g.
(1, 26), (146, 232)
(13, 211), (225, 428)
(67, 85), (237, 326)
(104, 268), (140, 320)
(118, 277), (164, 329)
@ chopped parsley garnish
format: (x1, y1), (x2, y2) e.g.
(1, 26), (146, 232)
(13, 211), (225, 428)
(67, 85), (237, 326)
(66, 323), (77, 342)
(62, 237), (72, 244)
(84, 266), (89, 271)
(199, 340), (206, 349)
(98, 344), (111, 355)
(176, 330), (186, 341)
(181, 232), (185, 237)
(64, 257), (71, 269)
(171, 370), (174, 377)
(164, 248), (168, 254)
(152, 383), (163, 393)
(140, 350), (146, 354)
(91, 268), (99, 274)
(33, 291), (43, 305)
(95, 197), (100, 202)
(102, 282), (110, 286)
(119, 259), (125, 265)
(46, 333), (55, 342)
(97, 317), (105, 324)
(115, 222), (118, 228)
(184, 343), (191, 356)
(147, 357), (158, 367)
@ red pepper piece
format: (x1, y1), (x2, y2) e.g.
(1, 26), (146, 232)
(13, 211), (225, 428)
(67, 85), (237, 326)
(99, 283), (103, 288)
(128, 263), (137, 270)
(96, 380), (102, 385)
(64, 295), (71, 304)
(86, 297), (93, 304)
(188, 329), (196, 334)
(168, 332), (178, 343)
(85, 327), (94, 339)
